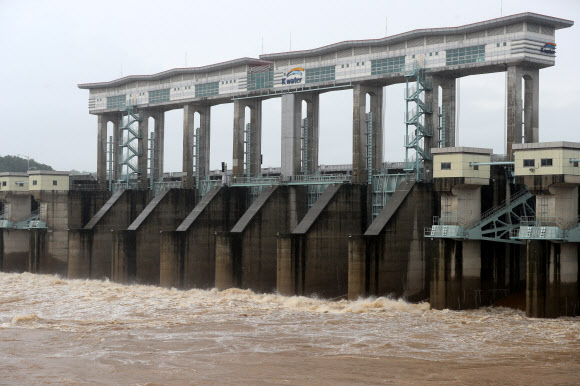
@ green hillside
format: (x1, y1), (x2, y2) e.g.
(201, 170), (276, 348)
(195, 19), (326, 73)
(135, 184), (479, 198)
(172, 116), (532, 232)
(0, 155), (53, 173)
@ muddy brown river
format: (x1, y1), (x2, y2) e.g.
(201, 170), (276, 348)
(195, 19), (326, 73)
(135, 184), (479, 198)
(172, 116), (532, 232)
(0, 272), (579, 384)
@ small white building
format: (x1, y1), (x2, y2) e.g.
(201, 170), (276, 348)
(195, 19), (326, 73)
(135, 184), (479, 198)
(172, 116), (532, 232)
(0, 172), (29, 192)
(431, 147), (492, 180)
(513, 141), (580, 177)
(28, 170), (70, 191)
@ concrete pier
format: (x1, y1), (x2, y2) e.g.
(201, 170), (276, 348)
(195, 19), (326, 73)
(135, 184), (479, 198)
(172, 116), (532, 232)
(348, 181), (435, 301)
(277, 183), (366, 298)
(215, 185), (308, 293)
(67, 189), (149, 280)
(159, 186), (249, 289)
(506, 66), (539, 155)
(352, 84), (383, 184)
(183, 104), (210, 188)
(233, 99), (262, 177)
(126, 188), (196, 285)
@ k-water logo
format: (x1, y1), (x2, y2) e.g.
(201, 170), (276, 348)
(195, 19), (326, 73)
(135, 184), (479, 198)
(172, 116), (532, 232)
(282, 67), (304, 85)
(541, 43), (556, 55)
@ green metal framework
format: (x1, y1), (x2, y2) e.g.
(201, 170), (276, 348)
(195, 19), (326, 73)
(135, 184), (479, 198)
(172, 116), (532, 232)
(301, 118), (309, 174)
(148, 131), (156, 191)
(366, 112), (373, 184)
(404, 62), (432, 181)
(438, 106), (447, 148)
(425, 189), (535, 244)
(193, 127), (200, 189)
(119, 106), (142, 190)
(371, 173), (407, 220)
(244, 123), (252, 177)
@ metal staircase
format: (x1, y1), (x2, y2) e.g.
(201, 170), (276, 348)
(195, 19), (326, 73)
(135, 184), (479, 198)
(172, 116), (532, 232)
(118, 106), (142, 190)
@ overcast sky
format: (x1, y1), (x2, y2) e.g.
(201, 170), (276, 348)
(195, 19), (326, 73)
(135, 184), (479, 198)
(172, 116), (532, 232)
(0, 0), (578, 172)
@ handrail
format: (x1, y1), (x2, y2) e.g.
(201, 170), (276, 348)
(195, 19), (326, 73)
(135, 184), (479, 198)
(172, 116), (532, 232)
(465, 189), (531, 229)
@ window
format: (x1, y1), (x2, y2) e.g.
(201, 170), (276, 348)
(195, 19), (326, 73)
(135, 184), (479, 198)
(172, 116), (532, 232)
(362, 62), (364, 65)
(149, 89), (170, 104)
(412, 55), (415, 59)
(33, 180), (38, 186)
(473, 165), (479, 171)
(523, 159), (535, 167)
(371, 56), (405, 75)
(429, 52), (432, 56)
(356, 62), (359, 66)
(305, 66), (335, 84)
(541, 158), (553, 167)
(503, 42), (507, 46)
(445, 45), (485, 66)
(247, 71), (273, 91)
(53, 180), (58, 186)
(435, 52), (438, 55)
(346, 64), (349, 67)
(1, 181), (5, 186)
(341, 64), (344, 68)
(497, 43), (500, 47)
(106, 95), (126, 109)
(574, 162), (578, 167)
(195, 81), (220, 97)
(441, 162), (451, 170)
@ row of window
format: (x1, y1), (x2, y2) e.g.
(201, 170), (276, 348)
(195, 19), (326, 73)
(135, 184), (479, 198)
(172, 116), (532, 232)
(305, 66), (335, 84)
(1, 181), (26, 187)
(523, 158), (556, 167)
(149, 89), (170, 104)
(107, 95), (126, 109)
(340, 62), (366, 69)
(221, 80), (237, 85)
(1, 180), (58, 186)
(195, 82), (219, 97)
(371, 56), (405, 76)
(247, 71), (273, 91)
(445, 45), (485, 66)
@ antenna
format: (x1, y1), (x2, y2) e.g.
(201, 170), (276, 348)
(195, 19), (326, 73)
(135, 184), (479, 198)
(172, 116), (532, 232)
(385, 16), (388, 37)
(500, 0), (503, 17)
(290, 32), (292, 51)
(121, 64), (123, 77)
(185, 52), (188, 67)
(262, 37), (264, 55)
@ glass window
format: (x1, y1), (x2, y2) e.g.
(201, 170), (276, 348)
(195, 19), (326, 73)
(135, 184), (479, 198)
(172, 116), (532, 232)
(1, 181), (5, 186)
(149, 89), (170, 104)
(53, 180), (57, 186)
(445, 45), (485, 66)
(247, 71), (273, 91)
(503, 42), (507, 46)
(195, 82), (220, 97)
(441, 162), (451, 170)
(33, 180), (37, 185)
(541, 158), (553, 167)
(523, 159), (535, 167)
(574, 162), (579, 167)
(305, 66), (336, 84)
(106, 95), (126, 109)
(371, 56), (405, 75)
(473, 165), (479, 171)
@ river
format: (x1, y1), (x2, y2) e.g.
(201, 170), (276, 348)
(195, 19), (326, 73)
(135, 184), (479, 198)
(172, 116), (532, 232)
(0, 272), (579, 384)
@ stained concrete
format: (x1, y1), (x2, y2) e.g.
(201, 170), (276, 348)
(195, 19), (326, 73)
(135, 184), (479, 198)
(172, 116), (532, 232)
(348, 181), (435, 301)
(215, 185), (308, 293)
(278, 183), (366, 298)
(68, 190), (149, 280)
(159, 186), (249, 289)
(126, 188), (196, 285)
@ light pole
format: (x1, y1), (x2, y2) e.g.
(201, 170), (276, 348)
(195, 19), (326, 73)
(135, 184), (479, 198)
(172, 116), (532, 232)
(17, 154), (30, 171)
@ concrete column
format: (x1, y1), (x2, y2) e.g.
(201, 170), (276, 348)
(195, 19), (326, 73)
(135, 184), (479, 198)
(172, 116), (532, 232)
(182, 104), (195, 188)
(232, 101), (245, 176)
(113, 117), (122, 181)
(352, 84), (383, 184)
(507, 66), (539, 156)
(97, 115), (108, 188)
(281, 93), (301, 178)
(348, 235), (368, 300)
(232, 99), (262, 177)
(442, 79), (456, 148)
(276, 234), (304, 296)
(160, 231), (183, 289)
(67, 229), (93, 279)
(137, 112), (150, 190)
(153, 111), (165, 182)
(215, 233), (241, 290)
(28, 229), (46, 274)
(425, 77), (456, 152)
(111, 230), (136, 284)
(304, 93), (320, 174)
(198, 105), (211, 181)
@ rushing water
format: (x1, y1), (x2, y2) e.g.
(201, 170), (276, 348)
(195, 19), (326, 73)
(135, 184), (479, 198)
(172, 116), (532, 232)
(1, 272), (579, 384)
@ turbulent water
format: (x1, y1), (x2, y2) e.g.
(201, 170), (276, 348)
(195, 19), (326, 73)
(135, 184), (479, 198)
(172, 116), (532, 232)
(1, 273), (579, 384)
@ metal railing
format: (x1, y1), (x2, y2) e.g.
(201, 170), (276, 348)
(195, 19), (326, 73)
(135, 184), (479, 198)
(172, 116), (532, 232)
(432, 215), (467, 227)
(465, 189), (530, 229)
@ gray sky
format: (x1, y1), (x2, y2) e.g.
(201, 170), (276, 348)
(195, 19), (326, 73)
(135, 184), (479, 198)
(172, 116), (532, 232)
(1, 0), (579, 172)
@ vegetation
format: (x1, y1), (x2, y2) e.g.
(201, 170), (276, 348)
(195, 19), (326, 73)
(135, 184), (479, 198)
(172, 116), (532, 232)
(0, 155), (53, 173)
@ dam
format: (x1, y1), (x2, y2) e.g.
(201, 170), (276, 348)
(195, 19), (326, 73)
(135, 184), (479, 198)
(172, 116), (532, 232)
(0, 12), (578, 318)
